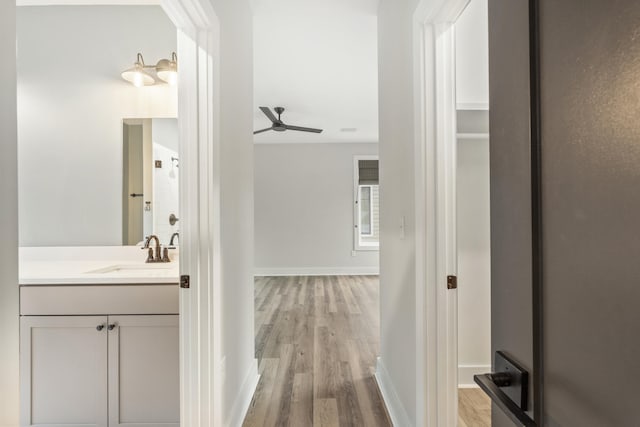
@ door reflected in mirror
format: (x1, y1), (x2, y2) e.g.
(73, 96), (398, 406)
(122, 118), (178, 246)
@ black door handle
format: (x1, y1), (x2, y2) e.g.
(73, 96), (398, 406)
(130, 193), (144, 198)
(474, 351), (536, 427)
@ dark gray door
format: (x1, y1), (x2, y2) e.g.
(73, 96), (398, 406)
(540, 1), (640, 425)
(489, 0), (640, 425)
(488, 0), (538, 424)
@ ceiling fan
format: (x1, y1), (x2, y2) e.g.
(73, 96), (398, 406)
(254, 106), (323, 135)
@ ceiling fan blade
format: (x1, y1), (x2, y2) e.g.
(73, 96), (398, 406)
(253, 127), (273, 135)
(259, 107), (278, 123)
(285, 125), (323, 133)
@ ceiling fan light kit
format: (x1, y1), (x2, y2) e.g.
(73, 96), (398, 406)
(254, 106), (323, 135)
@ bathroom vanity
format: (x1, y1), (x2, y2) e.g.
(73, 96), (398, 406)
(19, 247), (180, 427)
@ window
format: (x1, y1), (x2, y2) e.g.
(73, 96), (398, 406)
(354, 156), (379, 250)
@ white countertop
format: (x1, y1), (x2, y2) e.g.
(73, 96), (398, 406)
(20, 246), (180, 285)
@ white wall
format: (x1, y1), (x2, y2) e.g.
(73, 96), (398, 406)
(152, 145), (179, 245)
(208, 0), (257, 424)
(456, 0), (491, 387)
(153, 118), (179, 152)
(0, 2), (19, 425)
(152, 119), (179, 245)
(377, 0), (420, 424)
(17, 6), (177, 246)
(254, 143), (379, 275)
(457, 137), (491, 385)
(455, 0), (489, 108)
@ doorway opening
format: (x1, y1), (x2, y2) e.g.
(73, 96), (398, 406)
(12, 1), (221, 426)
(454, 1), (492, 426)
(415, 0), (492, 424)
(247, 0), (387, 425)
(16, 6), (181, 426)
(456, 109), (491, 425)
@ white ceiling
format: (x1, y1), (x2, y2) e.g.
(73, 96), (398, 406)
(252, 0), (379, 143)
(17, 0), (381, 144)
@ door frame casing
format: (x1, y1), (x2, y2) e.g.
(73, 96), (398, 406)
(413, 0), (470, 425)
(159, 1), (222, 426)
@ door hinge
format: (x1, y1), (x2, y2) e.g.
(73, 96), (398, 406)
(180, 275), (190, 289)
(447, 275), (457, 290)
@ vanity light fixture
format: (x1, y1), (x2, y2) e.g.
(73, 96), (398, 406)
(121, 52), (178, 87)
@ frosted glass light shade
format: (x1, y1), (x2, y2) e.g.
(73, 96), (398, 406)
(121, 66), (155, 87)
(156, 55), (178, 85)
(157, 69), (178, 85)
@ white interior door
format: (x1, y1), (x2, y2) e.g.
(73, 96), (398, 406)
(165, 3), (223, 423)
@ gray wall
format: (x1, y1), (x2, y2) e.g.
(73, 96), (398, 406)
(17, 6), (177, 246)
(0, 2), (19, 425)
(540, 1), (640, 425)
(254, 143), (379, 275)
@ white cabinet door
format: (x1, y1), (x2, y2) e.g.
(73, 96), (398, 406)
(107, 315), (179, 427)
(20, 316), (109, 427)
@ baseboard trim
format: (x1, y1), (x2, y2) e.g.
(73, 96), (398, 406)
(458, 364), (491, 387)
(375, 357), (413, 427)
(254, 267), (379, 276)
(226, 359), (260, 427)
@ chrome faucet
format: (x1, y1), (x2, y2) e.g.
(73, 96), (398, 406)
(143, 235), (171, 263)
(169, 232), (179, 247)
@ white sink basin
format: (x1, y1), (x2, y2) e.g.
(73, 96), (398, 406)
(86, 264), (176, 274)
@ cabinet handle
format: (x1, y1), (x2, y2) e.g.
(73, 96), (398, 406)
(108, 324), (117, 331)
(96, 324), (105, 331)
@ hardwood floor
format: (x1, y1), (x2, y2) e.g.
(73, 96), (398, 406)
(243, 276), (392, 427)
(459, 388), (491, 427)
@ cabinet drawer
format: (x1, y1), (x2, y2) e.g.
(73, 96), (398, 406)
(20, 285), (179, 315)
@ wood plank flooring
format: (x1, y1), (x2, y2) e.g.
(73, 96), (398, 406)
(459, 388), (491, 427)
(243, 276), (392, 427)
